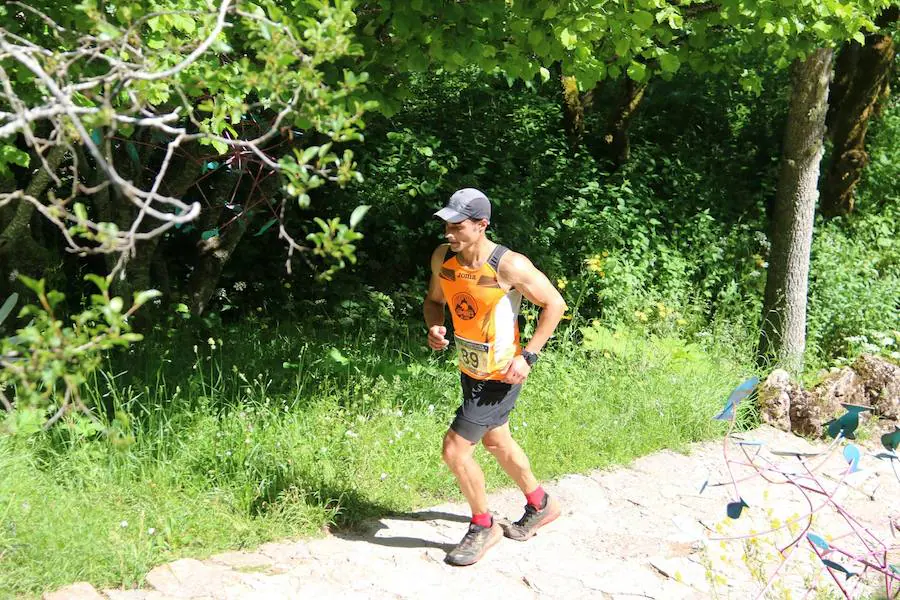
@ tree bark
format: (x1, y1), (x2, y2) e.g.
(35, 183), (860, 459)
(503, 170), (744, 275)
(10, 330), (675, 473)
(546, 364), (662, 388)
(820, 7), (898, 218)
(757, 48), (833, 374)
(185, 214), (249, 315)
(561, 75), (599, 151)
(591, 77), (647, 169)
(0, 146), (66, 282)
(113, 144), (203, 299)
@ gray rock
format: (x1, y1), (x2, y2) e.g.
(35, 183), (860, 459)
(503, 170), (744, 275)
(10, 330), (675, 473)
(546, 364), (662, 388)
(42, 583), (105, 600)
(757, 369), (795, 432)
(852, 354), (900, 420)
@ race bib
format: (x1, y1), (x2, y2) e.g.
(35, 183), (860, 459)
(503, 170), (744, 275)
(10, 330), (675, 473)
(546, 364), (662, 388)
(455, 335), (514, 379)
(456, 336), (490, 378)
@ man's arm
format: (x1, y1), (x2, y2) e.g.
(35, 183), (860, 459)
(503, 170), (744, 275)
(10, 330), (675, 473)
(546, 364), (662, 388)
(498, 252), (567, 382)
(424, 244), (450, 349)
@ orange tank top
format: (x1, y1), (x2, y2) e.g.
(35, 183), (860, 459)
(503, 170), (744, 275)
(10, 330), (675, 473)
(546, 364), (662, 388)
(438, 244), (522, 380)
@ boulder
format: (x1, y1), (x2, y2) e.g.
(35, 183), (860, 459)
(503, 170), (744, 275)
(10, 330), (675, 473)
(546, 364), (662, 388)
(811, 367), (867, 408)
(757, 369), (794, 432)
(852, 354), (900, 420)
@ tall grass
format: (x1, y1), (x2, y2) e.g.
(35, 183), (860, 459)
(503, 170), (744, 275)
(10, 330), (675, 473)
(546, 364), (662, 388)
(1, 321), (752, 597)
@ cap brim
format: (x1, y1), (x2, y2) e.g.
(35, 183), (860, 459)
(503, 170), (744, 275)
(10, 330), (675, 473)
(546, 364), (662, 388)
(434, 207), (468, 223)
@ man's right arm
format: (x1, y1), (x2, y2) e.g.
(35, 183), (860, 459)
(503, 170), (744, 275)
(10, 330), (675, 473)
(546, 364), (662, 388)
(424, 244), (450, 349)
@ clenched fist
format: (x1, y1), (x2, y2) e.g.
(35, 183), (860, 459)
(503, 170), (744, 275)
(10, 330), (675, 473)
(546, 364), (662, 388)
(428, 325), (450, 350)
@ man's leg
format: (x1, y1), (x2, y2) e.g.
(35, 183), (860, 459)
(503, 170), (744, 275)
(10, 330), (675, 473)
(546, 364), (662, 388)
(441, 427), (502, 566)
(483, 423), (560, 541)
(481, 422), (538, 494)
(442, 428), (488, 514)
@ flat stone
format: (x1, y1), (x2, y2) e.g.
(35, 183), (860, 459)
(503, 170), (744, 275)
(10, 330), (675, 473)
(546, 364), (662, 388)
(43, 583), (105, 600)
(649, 556), (710, 593)
(145, 558), (250, 598)
(208, 551), (273, 571)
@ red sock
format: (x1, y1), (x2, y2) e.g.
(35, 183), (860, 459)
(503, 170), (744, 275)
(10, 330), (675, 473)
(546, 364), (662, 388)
(471, 512), (493, 528)
(525, 486), (546, 509)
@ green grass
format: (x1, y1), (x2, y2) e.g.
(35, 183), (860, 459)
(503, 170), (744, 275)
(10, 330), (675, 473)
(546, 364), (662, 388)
(0, 321), (752, 597)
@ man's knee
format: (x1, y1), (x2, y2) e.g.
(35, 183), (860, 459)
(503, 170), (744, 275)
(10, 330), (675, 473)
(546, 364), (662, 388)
(442, 430), (473, 467)
(482, 426), (513, 456)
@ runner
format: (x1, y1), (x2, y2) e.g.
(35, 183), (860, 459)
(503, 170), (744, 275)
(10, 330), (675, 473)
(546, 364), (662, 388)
(423, 188), (568, 566)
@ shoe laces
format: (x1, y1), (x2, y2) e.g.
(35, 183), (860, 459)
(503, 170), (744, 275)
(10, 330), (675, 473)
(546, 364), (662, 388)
(514, 503), (540, 527)
(458, 523), (489, 549)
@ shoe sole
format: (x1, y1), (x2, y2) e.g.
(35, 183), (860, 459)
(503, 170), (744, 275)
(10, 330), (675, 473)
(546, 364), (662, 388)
(445, 524), (503, 566)
(503, 499), (561, 541)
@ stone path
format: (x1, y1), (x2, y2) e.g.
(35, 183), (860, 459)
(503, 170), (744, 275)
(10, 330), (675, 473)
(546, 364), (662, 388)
(46, 425), (900, 600)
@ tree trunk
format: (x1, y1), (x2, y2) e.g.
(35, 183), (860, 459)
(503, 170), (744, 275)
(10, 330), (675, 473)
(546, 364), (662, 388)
(561, 75), (598, 151)
(0, 146), (66, 283)
(820, 7), (898, 218)
(757, 48), (833, 374)
(591, 77), (647, 169)
(113, 145), (202, 300)
(186, 216), (249, 315)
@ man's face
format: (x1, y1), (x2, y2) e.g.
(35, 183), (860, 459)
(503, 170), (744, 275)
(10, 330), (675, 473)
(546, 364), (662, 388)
(444, 219), (486, 251)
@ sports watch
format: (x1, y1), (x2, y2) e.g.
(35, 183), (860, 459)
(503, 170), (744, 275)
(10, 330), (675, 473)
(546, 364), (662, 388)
(521, 349), (539, 367)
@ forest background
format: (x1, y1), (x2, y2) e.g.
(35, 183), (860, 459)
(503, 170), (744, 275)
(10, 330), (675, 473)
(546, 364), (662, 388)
(0, 0), (898, 595)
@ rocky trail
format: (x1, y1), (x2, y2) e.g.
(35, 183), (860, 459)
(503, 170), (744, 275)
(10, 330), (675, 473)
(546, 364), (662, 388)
(46, 425), (900, 600)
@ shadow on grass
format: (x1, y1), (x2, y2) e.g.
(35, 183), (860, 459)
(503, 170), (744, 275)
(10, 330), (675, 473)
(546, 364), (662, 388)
(252, 473), (466, 553)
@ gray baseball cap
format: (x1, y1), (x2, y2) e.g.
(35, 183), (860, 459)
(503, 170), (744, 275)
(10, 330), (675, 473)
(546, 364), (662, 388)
(434, 188), (491, 223)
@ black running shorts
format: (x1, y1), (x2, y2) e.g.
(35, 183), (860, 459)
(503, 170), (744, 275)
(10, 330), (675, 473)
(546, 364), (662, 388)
(450, 372), (522, 443)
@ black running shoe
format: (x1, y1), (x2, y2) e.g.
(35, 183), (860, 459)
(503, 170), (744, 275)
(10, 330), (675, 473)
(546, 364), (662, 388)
(501, 495), (561, 541)
(445, 520), (502, 566)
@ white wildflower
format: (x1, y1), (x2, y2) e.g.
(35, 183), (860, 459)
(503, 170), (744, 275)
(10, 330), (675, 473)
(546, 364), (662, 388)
(120, 520), (128, 528)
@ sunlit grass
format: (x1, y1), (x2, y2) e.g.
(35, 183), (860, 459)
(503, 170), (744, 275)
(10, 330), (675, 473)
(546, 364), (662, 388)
(0, 322), (752, 597)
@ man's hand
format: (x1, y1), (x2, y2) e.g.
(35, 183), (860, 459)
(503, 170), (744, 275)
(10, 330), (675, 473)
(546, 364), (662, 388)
(501, 355), (531, 385)
(428, 325), (450, 350)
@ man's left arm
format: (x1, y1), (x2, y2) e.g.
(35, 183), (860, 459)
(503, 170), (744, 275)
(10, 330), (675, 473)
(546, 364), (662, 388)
(499, 253), (567, 384)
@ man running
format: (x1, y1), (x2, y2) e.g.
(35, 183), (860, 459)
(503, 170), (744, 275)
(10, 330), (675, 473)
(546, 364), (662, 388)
(424, 188), (567, 566)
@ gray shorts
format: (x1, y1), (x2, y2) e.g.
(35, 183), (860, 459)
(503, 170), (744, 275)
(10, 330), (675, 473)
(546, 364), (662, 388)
(450, 372), (522, 443)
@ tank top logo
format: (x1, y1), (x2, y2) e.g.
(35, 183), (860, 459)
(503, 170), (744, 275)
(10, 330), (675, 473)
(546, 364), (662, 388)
(452, 292), (478, 321)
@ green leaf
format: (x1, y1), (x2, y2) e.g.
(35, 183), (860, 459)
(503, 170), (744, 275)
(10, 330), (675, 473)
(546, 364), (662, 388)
(0, 145), (30, 174)
(0, 293), (18, 326)
(660, 53), (681, 73)
(133, 289), (162, 307)
(201, 228), (219, 240)
(633, 10), (653, 30)
(349, 205), (370, 229)
(254, 217), (278, 237)
(84, 274), (109, 292)
(627, 61), (647, 81)
(300, 145), (319, 164)
(560, 28), (577, 49)
(539, 66), (551, 82)
(18, 276), (44, 296)
(125, 142), (140, 167)
(615, 38), (630, 56)
(852, 31), (865, 45)
(210, 139), (228, 155)
(329, 347), (349, 365)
